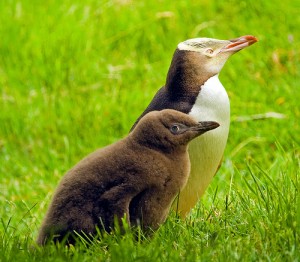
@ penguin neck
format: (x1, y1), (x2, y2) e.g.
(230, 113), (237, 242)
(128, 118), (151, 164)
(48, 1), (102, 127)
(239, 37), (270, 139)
(129, 132), (185, 155)
(165, 49), (215, 101)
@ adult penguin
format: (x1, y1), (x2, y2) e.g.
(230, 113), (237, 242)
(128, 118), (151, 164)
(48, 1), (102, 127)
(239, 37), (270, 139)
(131, 35), (258, 216)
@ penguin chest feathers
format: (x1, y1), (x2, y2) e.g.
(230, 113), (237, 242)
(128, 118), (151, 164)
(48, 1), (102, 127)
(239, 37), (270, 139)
(189, 74), (230, 125)
(187, 74), (230, 195)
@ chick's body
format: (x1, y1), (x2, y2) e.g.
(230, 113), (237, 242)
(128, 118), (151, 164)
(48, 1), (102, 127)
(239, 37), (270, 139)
(37, 109), (218, 245)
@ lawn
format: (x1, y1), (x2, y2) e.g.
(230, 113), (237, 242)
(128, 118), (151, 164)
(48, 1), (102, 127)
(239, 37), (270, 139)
(0, 0), (299, 261)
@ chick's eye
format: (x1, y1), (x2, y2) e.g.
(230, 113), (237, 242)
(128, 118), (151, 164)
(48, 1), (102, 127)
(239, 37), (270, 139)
(170, 125), (180, 134)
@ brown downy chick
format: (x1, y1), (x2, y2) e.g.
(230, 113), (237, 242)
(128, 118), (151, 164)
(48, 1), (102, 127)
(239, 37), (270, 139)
(37, 109), (219, 245)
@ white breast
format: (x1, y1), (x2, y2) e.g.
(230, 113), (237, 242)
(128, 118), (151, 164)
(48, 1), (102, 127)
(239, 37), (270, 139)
(189, 74), (230, 124)
(176, 74), (230, 215)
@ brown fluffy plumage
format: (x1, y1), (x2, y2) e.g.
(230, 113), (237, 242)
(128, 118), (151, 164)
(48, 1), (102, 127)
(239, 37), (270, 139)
(36, 109), (219, 245)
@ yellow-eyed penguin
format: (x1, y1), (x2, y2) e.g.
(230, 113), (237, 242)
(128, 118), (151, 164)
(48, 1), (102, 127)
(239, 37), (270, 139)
(131, 35), (258, 216)
(37, 109), (219, 245)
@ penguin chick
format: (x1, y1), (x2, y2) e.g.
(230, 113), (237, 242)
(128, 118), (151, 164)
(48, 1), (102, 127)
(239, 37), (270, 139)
(36, 109), (219, 245)
(131, 35), (258, 216)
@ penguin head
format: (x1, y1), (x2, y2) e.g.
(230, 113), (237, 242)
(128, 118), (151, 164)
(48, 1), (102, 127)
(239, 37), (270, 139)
(132, 109), (219, 151)
(177, 35), (257, 75)
(158, 109), (220, 145)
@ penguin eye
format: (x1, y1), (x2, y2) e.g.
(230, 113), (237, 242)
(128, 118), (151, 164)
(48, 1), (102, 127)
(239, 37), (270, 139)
(170, 124), (181, 134)
(205, 48), (214, 56)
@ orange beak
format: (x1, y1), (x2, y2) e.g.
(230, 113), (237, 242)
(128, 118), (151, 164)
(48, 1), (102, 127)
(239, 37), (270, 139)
(220, 35), (258, 53)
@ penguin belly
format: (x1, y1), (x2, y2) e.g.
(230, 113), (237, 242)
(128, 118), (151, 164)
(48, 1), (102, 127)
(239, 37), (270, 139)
(175, 75), (230, 216)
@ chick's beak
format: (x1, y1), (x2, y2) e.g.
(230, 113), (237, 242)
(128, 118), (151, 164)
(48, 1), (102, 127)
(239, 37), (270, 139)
(220, 35), (258, 53)
(192, 121), (220, 134)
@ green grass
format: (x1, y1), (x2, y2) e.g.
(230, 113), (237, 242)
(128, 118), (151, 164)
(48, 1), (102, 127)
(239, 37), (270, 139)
(0, 0), (299, 261)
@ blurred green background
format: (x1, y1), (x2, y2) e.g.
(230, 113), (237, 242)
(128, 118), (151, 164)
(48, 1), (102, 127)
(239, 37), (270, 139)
(0, 0), (299, 260)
